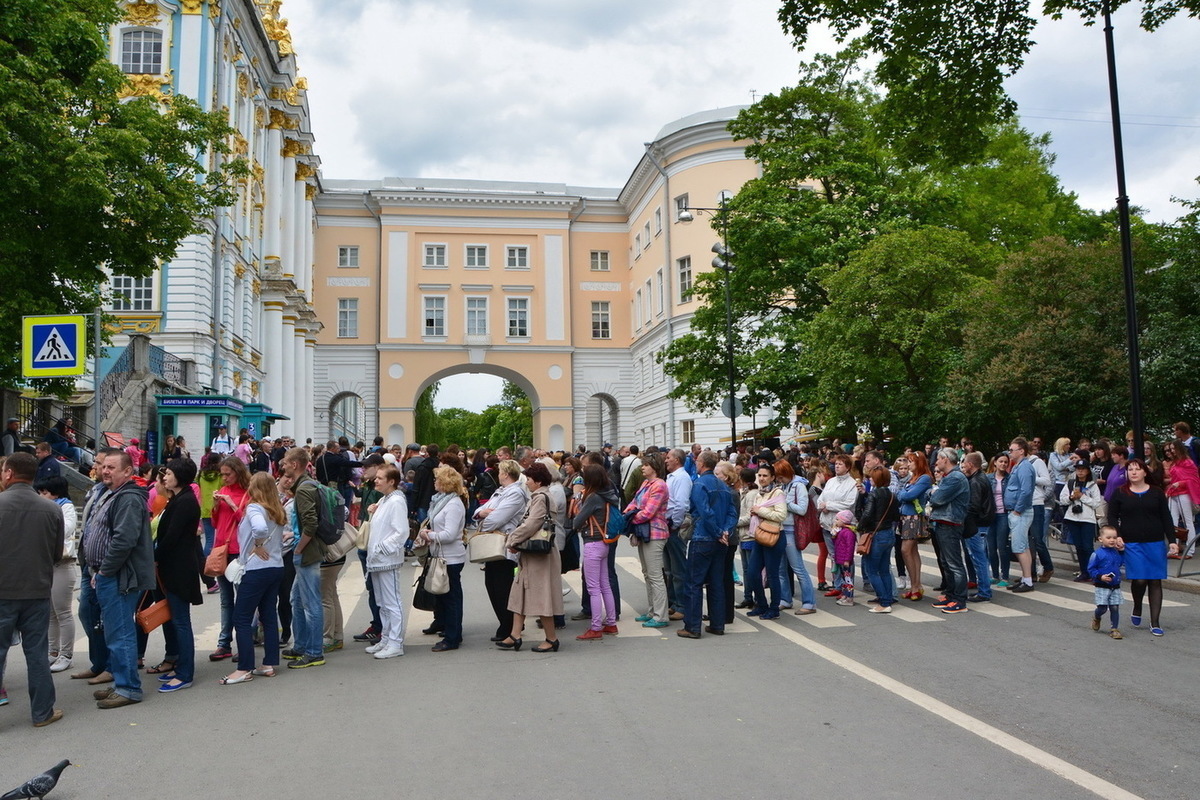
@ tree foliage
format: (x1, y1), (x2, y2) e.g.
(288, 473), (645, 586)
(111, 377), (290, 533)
(0, 0), (241, 391)
(777, 0), (1200, 165)
(415, 381), (533, 450)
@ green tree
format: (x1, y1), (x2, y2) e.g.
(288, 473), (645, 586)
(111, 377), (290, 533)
(802, 227), (996, 445)
(0, 0), (241, 391)
(777, 0), (1200, 165)
(414, 384), (441, 444)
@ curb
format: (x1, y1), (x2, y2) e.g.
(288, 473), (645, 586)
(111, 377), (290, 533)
(1046, 538), (1200, 596)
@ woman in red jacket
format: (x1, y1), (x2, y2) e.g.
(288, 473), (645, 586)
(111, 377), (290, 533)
(208, 457), (250, 661)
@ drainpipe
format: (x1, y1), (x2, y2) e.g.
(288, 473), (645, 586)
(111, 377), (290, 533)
(567, 196), (587, 447)
(364, 190), (383, 435)
(643, 142), (676, 447)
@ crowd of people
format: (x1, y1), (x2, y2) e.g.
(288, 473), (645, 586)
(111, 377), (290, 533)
(1, 420), (1196, 728)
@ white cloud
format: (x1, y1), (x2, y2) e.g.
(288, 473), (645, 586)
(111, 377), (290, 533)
(284, 1), (1199, 221)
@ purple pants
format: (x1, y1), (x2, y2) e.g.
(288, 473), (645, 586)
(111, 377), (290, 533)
(583, 540), (616, 630)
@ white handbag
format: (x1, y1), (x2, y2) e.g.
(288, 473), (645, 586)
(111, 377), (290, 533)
(466, 530), (508, 563)
(224, 558), (245, 586)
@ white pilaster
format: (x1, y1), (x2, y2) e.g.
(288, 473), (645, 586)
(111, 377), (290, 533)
(305, 337), (317, 439)
(280, 153), (296, 277)
(264, 126), (283, 267)
(294, 175), (308, 295)
(280, 314), (296, 436)
(293, 327), (307, 440)
(262, 301), (284, 412)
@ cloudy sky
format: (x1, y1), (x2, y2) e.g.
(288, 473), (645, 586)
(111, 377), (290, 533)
(282, 1), (1199, 410)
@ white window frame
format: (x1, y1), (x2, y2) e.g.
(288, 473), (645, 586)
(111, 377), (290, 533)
(643, 222), (651, 248)
(506, 297), (529, 339)
(674, 193), (690, 220)
(464, 244), (488, 269)
(656, 269), (665, 315)
(423, 243), (447, 268)
(422, 295), (447, 338)
(465, 295), (489, 336)
(505, 245), (529, 270)
(634, 234), (641, 259)
(590, 250), (610, 272)
(591, 301), (610, 340)
(682, 420), (695, 444)
(337, 245), (359, 269)
(643, 280), (652, 323)
(337, 298), (359, 338)
(677, 256), (693, 302)
(634, 289), (643, 330)
(654, 208), (663, 235)
(111, 274), (154, 312)
(120, 28), (163, 75)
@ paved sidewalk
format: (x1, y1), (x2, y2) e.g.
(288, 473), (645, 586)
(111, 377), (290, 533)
(1046, 532), (1200, 595)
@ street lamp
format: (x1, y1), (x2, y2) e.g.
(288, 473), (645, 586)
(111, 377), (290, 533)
(677, 197), (739, 450)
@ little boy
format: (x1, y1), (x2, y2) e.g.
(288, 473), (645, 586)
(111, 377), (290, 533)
(1088, 525), (1125, 639)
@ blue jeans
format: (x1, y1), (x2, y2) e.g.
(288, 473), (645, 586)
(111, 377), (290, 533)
(931, 522), (968, 605)
(433, 562), (465, 646)
(747, 534), (785, 612)
(1032, 505), (1055, 572)
(217, 567), (236, 649)
(988, 513), (1011, 581)
(780, 530), (816, 609)
(964, 530), (992, 598)
(161, 590), (195, 683)
(357, 548), (382, 631)
(683, 539), (726, 633)
(860, 527), (896, 606)
(664, 530), (689, 612)
(0, 598), (56, 723)
(234, 567), (282, 671)
(94, 574), (143, 701)
(1063, 520), (1096, 577)
(291, 555), (324, 657)
(739, 546), (753, 602)
(201, 519), (215, 554)
(77, 564), (108, 674)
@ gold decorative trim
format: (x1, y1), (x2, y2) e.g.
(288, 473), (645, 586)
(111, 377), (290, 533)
(233, 263), (246, 279)
(255, 107), (266, 128)
(124, 1), (162, 26)
(232, 370), (243, 387)
(251, 279), (262, 296)
(280, 138), (308, 158)
(237, 72), (250, 97)
(251, 160), (264, 185)
(305, 184), (317, 201)
(250, 352), (262, 368)
(267, 108), (297, 130)
(180, 0), (202, 14)
(108, 314), (162, 335)
(209, 0), (221, 19)
(250, 380), (260, 396)
(260, 0), (294, 57)
(295, 162), (314, 180)
(231, 131), (248, 155)
(232, 339), (245, 357)
(118, 72), (173, 101)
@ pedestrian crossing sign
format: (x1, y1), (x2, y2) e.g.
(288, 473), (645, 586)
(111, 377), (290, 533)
(22, 315), (87, 377)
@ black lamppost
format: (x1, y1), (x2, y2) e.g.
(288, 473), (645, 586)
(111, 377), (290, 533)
(677, 197), (739, 450)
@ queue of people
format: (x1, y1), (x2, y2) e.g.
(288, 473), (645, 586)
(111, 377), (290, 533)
(0, 425), (1194, 727)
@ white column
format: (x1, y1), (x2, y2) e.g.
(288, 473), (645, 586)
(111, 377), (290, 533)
(294, 175), (308, 296)
(302, 192), (315, 299)
(280, 151), (296, 278)
(262, 301), (284, 413)
(293, 327), (307, 441)
(264, 126), (283, 267)
(280, 314), (297, 437)
(305, 337), (317, 440)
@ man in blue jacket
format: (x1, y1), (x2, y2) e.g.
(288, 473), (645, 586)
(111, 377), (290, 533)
(929, 449), (971, 613)
(679, 451), (734, 638)
(1004, 437), (1038, 593)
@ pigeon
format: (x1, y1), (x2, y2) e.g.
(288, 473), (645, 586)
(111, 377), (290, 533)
(1, 760), (71, 800)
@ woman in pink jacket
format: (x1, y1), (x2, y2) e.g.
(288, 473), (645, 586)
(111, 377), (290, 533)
(1163, 440), (1200, 558)
(624, 452), (670, 628)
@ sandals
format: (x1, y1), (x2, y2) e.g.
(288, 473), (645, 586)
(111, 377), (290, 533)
(145, 660), (177, 675)
(219, 672), (254, 685)
(251, 666), (276, 677)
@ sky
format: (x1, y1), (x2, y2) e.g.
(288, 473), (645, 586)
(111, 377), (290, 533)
(280, 1), (1200, 412)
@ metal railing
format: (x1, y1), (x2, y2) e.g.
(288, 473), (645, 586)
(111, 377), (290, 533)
(98, 346), (133, 421)
(148, 343), (185, 385)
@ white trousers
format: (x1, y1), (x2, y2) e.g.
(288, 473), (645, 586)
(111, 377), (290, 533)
(370, 568), (406, 648)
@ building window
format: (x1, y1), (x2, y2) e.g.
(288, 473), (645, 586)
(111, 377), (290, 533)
(466, 296), (488, 336)
(337, 246), (359, 268)
(111, 275), (153, 311)
(681, 420), (695, 443)
(337, 298), (358, 338)
(654, 208), (663, 235)
(643, 280), (651, 322)
(634, 289), (642, 330)
(120, 29), (163, 75)
(591, 302), (610, 340)
(677, 256), (693, 302)
(423, 244), (446, 268)
(674, 193), (690, 220)
(634, 234), (641, 258)
(643, 222), (651, 247)
(506, 297), (529, 338)
(506, 246), (529, 269)
(590, 250), (610, 271)
(656, 269), (665, 315)
(423, 296), (446, 337)
(465, 245), (488, 268)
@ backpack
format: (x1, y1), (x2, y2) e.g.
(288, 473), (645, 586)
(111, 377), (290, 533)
(311, 480), (346, 545)
(588, 499), (626, 544)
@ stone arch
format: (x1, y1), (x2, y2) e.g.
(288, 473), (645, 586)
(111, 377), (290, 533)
(413, 364), (540, 412)
(329, 391), (367, 443)
(583, 392), (619, 450)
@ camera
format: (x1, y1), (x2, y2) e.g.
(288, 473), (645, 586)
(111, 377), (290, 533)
(1071, 503), (1083, 515)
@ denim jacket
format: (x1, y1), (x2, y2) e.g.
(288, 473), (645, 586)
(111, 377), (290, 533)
(690, 471), (735, 542)
(928, 468), (969, 525)
(1004, 457), (1036, 514)
(896, 473), (931, 516)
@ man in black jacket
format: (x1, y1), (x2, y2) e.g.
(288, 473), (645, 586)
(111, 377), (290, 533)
(963, 452), (995, 602)
(412, 443), (439, 523)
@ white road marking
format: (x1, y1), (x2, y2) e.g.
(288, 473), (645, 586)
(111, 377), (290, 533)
(756, 620), (1145, 800)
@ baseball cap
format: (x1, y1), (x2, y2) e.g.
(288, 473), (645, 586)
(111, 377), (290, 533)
(405, 443), (420, 451)
(362, 453), (386, 467)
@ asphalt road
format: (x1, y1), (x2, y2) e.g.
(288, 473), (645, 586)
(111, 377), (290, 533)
(2, 544), (1195, 800)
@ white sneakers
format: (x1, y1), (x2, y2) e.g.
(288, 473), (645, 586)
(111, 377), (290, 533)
(49, 655), (72, 673)
(364, 642), (384, 654)
(868, 605), (893, 614)
(373, 644), (404, 659)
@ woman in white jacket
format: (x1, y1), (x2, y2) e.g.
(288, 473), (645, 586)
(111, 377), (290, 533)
(416, 466), (468, 652)
(1059, 461), (1103, 582)
(365, 464), (409, 659)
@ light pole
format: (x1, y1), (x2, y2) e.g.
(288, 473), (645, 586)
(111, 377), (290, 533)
(677, 198), (738, 450)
